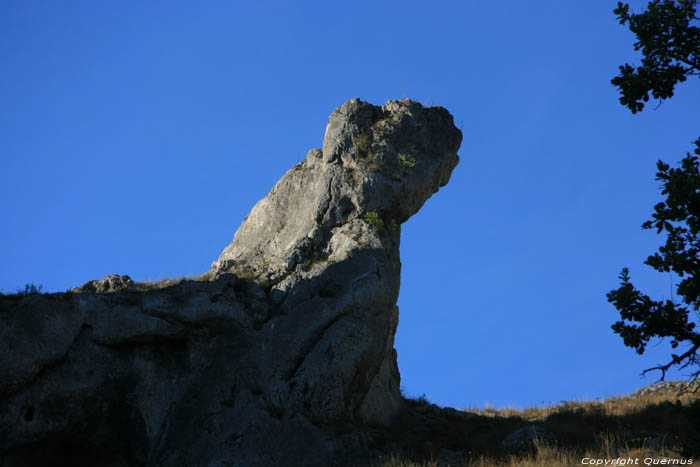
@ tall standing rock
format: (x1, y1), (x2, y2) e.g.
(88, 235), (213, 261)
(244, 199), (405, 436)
(212, 98), (461, 425)
(0, 98), (461, 466)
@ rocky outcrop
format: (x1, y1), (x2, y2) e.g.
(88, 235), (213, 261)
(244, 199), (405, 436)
(635, 380), (700, 396)
(0, 98), (461, 466)
(72, 274), (136, 294)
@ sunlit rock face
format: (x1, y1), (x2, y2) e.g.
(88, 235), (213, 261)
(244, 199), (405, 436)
(0, 98), (461, 467)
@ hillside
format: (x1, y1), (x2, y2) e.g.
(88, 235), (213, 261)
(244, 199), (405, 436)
(378, 380), (700, 466)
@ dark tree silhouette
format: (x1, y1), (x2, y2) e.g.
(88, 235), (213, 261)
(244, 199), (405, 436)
(611, 0), (699, 113)
(608, 0), (700, 381)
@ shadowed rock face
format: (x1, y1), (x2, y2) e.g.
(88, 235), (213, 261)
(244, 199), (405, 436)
(0, 99), (461, 466)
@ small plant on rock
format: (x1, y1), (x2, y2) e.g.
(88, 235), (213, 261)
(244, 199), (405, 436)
(398, 153), (416, 172)
(356, 132), (372, 159)
(363, 210), (384, 231)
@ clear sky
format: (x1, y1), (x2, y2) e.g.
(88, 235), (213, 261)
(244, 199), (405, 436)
(2, 1), (699, 410)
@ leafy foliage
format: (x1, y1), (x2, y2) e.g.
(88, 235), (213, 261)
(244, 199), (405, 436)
(611, 0), (700, 113)
(608, 140), (700, 380)
(609, 0), (700, 381)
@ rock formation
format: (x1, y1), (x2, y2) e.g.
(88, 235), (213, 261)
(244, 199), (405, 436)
(0, 98), (461, 466)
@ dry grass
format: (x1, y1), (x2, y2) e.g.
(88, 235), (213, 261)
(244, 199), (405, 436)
(368, 159), (384, 172)
(380, 382), (699, 467)
(463, 382), (700, 421)
(381, 434), (687, 467)
(133, 270), (216, 291)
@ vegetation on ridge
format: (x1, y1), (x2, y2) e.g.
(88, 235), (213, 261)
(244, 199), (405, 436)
(133, 270), (216, 291)
(378, 382), (700, 466)
(0, 283), (44, 297)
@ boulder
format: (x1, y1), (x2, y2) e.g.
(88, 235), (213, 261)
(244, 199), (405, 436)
(71, 274), (135, 294)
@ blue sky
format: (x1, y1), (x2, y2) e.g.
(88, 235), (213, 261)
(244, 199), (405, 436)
(2, 1), (699, 409)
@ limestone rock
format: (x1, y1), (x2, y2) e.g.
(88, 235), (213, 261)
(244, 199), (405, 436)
(212, 98), (460, 288)
(71, 274), (135, 293)
(636, 380), (700, 396)
(0, 98), (462, 466)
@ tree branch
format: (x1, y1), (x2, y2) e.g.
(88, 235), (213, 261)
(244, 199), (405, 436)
(672, 54), (700, 72)
(641, 342), (700, 381)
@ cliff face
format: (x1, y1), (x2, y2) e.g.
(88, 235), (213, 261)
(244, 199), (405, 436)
(0, 99), (461, 466)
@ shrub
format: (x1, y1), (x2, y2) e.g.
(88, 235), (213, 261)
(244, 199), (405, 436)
(16, 284), (43, 296)
(363, 210), (384, 231)
(356, 132), (372, 158)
